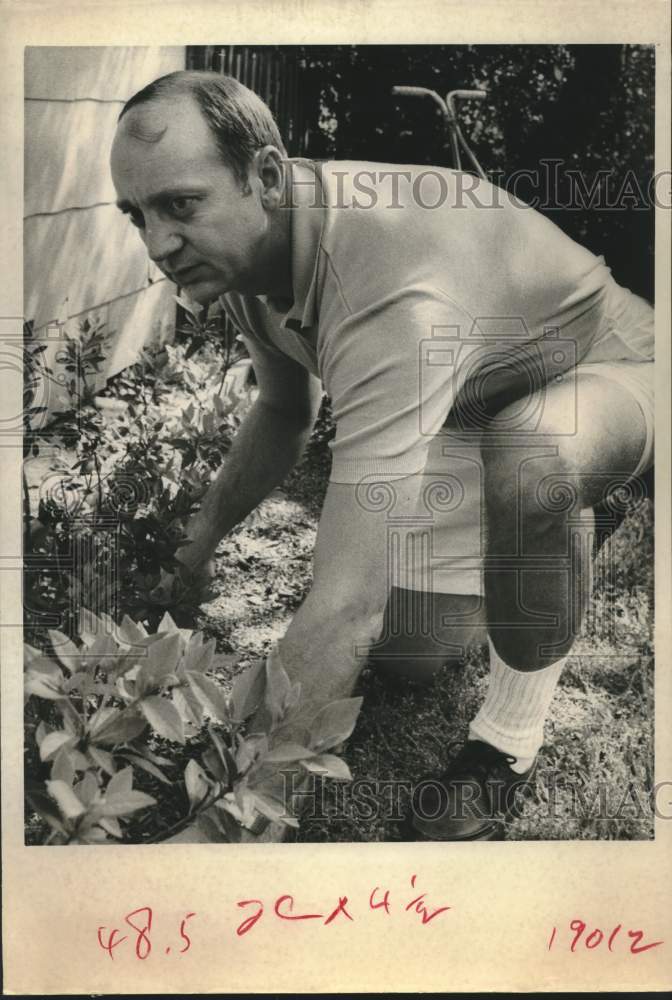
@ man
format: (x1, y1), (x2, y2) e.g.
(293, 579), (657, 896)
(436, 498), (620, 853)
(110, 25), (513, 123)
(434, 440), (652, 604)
(110, 70), (654, 840)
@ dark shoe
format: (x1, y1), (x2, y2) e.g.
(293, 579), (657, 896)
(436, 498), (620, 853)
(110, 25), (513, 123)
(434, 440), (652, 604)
(409, 740), (537, 841)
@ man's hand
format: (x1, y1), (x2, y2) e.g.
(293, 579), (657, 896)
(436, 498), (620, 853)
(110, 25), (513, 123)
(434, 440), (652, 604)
(173, 545), (217, 602)
(148, 549), (217, 608)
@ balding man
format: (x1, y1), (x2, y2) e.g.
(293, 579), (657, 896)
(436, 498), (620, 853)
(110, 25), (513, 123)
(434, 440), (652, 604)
(111, 70), (654, 840)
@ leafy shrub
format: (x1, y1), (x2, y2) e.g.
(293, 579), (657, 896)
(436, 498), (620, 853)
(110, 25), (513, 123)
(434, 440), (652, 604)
(24, 299), (252, 637)
(25, 608), (362, 844)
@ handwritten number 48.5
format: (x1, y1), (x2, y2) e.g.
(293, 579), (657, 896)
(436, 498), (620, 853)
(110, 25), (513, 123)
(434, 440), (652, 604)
(548, 920), (663, 955)
(98, 907), (196, 960)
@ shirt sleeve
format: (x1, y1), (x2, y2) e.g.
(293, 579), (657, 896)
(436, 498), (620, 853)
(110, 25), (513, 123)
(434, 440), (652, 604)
(220, 293), (322, 413)
(320, 285), (478, 483)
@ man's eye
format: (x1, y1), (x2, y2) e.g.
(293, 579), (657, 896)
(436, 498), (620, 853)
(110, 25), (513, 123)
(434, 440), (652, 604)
(168, 197), (197, 217)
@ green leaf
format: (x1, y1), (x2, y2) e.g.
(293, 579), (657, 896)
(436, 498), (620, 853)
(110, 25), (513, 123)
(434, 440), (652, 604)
(80, 632), (120, 667)
(196, 810), (231, 843)
(77, 608), (109, 647)
(264, 648), (292, 723)
(75, 771), (99, 806)
(157, 610), (182, 635)
(70, 748), (91, 772)
(47, 630), (82, 673)
(201, 747), (228, 783)
(119, 614), (149, 644)
(147, 631), (184, 675)
(228, 787), (258, 829)
(263, 742), (316, 764)
(235, 734), (269, 773)
(47, 779), (86, 820)
(90, 710), (148, 747)
(35, 721), (52, 747)
(308, 697), (363, 752)
(88, 746), (116, 776)
(184, 759), (210, 810)
(172, 686), (203, 728)
(26, 655), (63, 680)
(301, 754), (352, 781)
(106, 766), (133, 798)
(174, 294), (203, 318)
(51, 747), (76, 785)
(206, 725), (237, 783)
(24, 643), (47, 666)
(98, 816), (123, 839)
(247, 790), (297, 827)
(212, 804), (242, 842)
(25, 672), (65, 700)
(135, 632), (182, 697)
(230, 659), (266, 723)
(139, 746), (173, 767)
(122, 753), (171, 784)
(40, 730), (76, 762)
(180, 636), (216, 675)
(185, 671), (230, 724)
(88, 705), (118, 735)
(100, 788), (156, 818)
(140, 696), (185, 744)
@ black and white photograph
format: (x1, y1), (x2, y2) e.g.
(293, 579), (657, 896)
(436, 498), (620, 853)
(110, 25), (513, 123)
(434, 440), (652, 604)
(2, 2), (670, 993)
(21, 42), (658, 846)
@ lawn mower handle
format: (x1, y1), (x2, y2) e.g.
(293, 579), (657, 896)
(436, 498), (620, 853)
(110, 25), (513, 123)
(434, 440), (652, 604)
(392, 85), (488, 177)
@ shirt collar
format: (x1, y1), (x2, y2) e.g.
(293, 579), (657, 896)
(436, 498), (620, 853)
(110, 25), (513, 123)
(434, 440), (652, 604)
(260, 159), (325, 332)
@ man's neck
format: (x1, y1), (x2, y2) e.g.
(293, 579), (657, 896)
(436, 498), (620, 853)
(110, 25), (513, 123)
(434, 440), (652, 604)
(262, 165), (294, 303)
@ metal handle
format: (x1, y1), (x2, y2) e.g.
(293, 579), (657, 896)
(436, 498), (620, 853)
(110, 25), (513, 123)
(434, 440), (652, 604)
(392, 84), (487, 178)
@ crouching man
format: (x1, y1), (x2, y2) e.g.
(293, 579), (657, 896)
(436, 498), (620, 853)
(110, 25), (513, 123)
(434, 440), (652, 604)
(110, 70), (654, 840)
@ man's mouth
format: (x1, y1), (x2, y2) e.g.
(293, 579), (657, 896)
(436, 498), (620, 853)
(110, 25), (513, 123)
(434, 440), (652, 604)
(171, 264), (208, 285)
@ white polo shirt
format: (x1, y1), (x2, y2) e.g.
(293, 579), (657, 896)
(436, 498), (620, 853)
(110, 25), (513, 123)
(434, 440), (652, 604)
(220, 159), (653, 485)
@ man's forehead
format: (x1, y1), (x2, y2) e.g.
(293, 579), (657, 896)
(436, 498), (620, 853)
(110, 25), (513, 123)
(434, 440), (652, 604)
(114, 93), (219, 160)
(111, 93), (227, 195)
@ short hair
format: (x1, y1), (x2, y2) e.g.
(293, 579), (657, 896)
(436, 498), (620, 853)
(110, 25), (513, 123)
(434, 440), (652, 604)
(119, 70), (287, 188)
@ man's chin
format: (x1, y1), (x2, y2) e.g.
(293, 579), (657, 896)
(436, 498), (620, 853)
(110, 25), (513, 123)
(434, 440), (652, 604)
(181, 277), (228, 305)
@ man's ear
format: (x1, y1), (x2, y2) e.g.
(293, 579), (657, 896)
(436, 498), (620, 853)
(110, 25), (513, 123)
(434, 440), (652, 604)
(254, 146), (286, 209)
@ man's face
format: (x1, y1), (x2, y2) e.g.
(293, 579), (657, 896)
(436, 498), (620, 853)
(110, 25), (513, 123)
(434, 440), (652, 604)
(110, 93), (280, 303)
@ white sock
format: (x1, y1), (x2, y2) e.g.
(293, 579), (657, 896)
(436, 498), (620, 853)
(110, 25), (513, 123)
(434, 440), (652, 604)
(468, 635), (566, 771)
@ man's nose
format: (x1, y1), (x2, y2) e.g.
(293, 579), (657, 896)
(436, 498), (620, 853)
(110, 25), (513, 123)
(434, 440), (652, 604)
(144, 222), (184, 265)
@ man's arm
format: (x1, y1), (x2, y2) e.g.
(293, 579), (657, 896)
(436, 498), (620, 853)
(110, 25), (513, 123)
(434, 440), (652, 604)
(270, 473), (421, 739)
(177, 342), (323, 578)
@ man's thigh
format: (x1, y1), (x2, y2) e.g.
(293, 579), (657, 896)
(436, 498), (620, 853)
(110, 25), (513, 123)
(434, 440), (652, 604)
(484, 360), (654, 513)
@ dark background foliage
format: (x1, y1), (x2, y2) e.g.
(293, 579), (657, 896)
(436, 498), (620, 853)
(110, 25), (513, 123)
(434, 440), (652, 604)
(192, 44), (655, 302)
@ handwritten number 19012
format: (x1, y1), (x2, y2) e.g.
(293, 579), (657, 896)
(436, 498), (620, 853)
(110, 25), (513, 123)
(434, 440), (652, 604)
(548, 920), (663, 955)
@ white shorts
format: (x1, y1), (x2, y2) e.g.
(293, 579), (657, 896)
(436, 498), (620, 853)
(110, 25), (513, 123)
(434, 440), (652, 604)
(398, 356), (654, 597)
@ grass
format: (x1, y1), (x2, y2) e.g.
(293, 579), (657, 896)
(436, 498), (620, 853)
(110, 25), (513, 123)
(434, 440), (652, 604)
(197, 406), (655, 842)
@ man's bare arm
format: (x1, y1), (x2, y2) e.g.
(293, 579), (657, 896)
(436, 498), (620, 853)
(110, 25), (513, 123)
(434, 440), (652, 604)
(177, 349), (323, 577)
(270, 474), (421, 738)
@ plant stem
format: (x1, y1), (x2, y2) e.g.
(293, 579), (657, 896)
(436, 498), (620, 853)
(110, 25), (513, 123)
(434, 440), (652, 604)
(145, 787), (222, 844)
(23, 468), (33, 552)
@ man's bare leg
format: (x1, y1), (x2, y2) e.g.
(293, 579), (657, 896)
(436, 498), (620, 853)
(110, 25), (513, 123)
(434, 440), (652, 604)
(411, 369), (651, 839)
(371, 588), (487, 684)
(482, 372), (649, 671)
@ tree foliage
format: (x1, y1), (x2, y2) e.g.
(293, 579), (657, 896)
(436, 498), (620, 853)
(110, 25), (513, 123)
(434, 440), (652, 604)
(192, 44), (654, 301)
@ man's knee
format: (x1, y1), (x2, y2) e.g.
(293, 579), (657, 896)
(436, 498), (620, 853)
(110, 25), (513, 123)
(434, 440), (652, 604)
(482, 424), (582, 521)
(371, 588), (487, 683)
